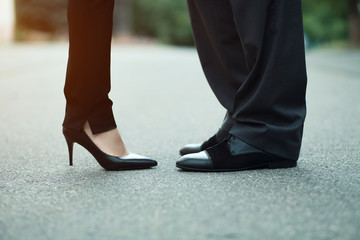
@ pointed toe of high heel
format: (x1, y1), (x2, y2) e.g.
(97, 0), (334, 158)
(106, 153), (158, 171)
(63, 127), (157, 171)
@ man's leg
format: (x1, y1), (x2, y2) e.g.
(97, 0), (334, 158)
(179, 0), (247, 155)
(177, 0), (307, 170)
(227, 0), (307, 160)
(186, 0), (249, 125)
(187, 0), (306, 160)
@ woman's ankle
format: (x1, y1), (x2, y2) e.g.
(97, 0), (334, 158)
(83, 121), (128, 156)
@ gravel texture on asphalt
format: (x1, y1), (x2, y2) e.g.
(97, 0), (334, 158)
(0, 44), (359, 240)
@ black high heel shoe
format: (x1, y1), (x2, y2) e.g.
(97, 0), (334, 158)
(63, 127), (157, 170)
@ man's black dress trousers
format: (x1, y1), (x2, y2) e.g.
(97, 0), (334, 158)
(187, 0), (307, 160)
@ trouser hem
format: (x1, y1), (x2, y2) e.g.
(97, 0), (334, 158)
(228, 122), (303, 161)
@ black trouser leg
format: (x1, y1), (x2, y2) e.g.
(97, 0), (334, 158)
(63, 0), (117, 134)
(187, 0), (247, 133)
(187, 0), (307, 160)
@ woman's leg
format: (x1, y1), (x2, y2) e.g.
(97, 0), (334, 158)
(63, 0), (116, 134)
(63, 0), (127, 156)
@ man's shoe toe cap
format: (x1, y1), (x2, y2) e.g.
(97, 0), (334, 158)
(179, 144), (203, 156)
(176, 151), (213, 170)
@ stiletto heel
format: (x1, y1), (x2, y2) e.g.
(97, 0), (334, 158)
(62, 127), (157, 170)
(64, 136), (74, 166)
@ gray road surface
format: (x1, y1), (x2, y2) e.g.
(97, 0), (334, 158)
(0, 44), (359, 240)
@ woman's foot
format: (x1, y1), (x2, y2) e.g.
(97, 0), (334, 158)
(63, 126), (157, 170)
(83, 121), (128, 157)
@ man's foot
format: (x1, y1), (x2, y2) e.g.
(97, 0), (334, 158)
(179, 129), (229, 155)
(176, 135), (296, 172)
(83, 121), (128, 157)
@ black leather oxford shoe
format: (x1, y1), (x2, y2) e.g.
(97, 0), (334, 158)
(176, 135), (296, 172)
(179, 129), (229, 156)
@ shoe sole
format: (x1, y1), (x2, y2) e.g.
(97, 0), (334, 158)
(176, 161), (297, 172)
(107, 165), (157, 171)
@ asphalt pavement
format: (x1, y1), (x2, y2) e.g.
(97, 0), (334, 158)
(0, 43), (359, 240)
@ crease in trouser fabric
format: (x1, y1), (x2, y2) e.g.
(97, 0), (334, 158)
(187, 0), (307, 160)
(63, 0), (117, 134)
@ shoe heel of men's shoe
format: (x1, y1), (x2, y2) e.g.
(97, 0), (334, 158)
(267, 160), (297, 169)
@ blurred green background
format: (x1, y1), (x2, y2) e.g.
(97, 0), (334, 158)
(13, 0), (360, 47)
